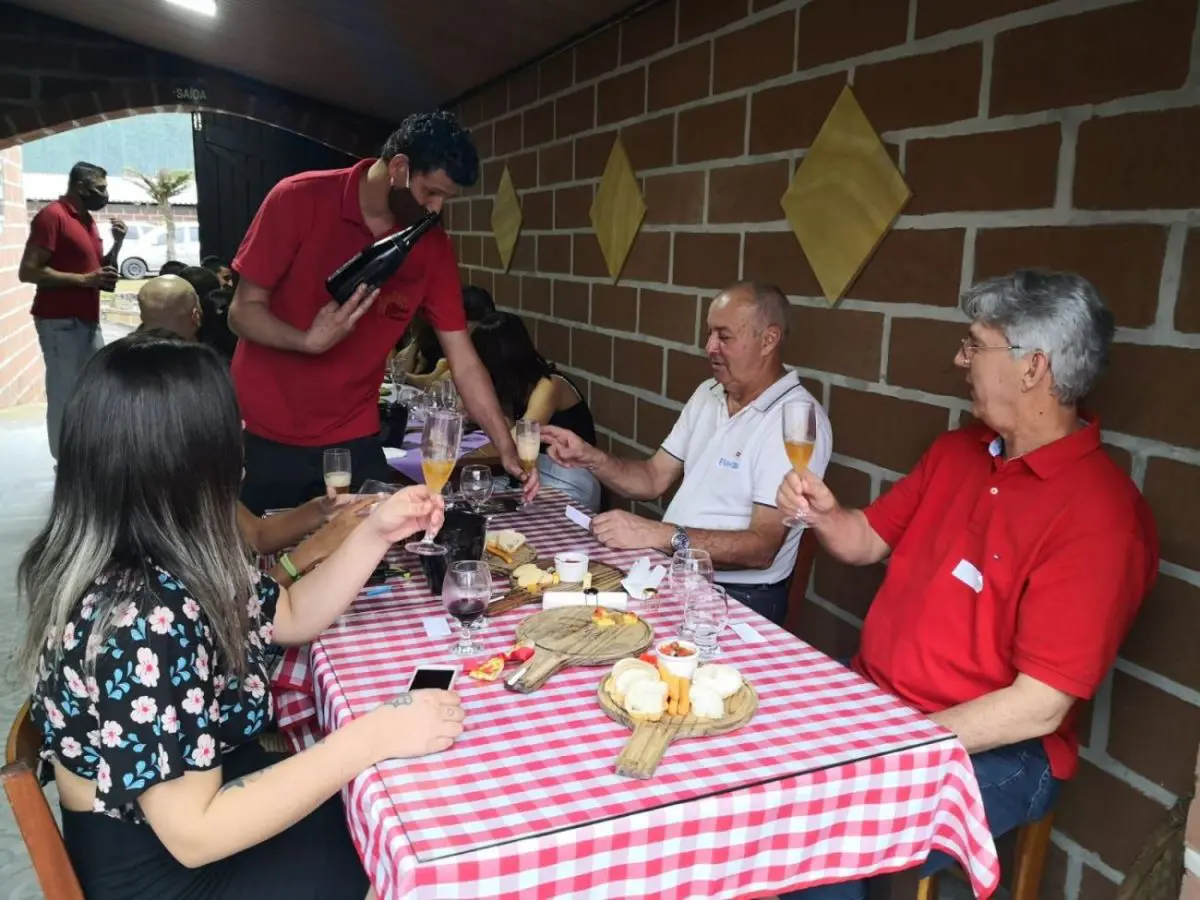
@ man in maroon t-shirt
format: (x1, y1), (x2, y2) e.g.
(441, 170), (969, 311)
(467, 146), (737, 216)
(228, 111), (537, 513)
(19, 161), (127, 459)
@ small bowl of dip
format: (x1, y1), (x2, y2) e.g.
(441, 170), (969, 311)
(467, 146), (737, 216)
(656, 639), (699, 679)
(554, 552), (590, 584)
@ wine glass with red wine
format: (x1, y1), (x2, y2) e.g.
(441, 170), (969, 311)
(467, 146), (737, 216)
(442, 560), (491, 656)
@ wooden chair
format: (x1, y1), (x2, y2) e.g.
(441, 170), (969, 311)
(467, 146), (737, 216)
(2, 700), (84, 900)
(916, 811), (1055, 900)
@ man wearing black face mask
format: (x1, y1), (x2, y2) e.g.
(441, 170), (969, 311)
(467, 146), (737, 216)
(19, 161), (127, 458)
(228, 110), (539, 513)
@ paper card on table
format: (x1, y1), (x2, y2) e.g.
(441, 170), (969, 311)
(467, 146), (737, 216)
(542, 591), (628, 610)
(730, 621), (766, 644)
(565, 506), (592, 532)
(421, 616), (453, 638)
(382, 446), (408, 461)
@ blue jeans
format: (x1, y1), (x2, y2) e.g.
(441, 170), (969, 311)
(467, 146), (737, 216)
(722, 578), (790, 626)
(780, 734), (1059, 899)
(35, 317), (104, 459)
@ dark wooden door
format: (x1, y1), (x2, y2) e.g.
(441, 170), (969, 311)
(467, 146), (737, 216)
(192, 112), (357, 264)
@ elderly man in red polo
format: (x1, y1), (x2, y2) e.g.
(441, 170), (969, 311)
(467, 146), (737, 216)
(776, 270), (1158, 899)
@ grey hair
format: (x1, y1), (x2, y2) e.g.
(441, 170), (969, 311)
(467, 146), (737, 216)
(727, 281), (790, 337)
(960, 269), (1114, 405)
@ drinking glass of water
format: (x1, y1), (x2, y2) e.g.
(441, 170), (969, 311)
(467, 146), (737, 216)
(442, 560), (491, 656)
(671, 549), (713, 635)
(685, 584), (729, 660)
(323, 448), (351, 495)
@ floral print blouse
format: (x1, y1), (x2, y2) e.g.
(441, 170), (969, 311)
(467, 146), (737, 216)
(30, 562), (280, 822)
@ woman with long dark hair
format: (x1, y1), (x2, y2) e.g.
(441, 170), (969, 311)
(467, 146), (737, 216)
(19, 332), (462, 899)
(470, 311), (600, 509)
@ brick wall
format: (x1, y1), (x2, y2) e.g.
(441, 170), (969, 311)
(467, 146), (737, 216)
(0, 3), (393, 156)
(446, 1), (1200, 897)
(0, 145), (44, 407)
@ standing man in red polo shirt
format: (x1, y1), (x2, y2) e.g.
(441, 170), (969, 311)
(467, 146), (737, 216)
(775, 270), (1158, 899)
(229, 110), (536, 513)
(19, 161), (127, 459)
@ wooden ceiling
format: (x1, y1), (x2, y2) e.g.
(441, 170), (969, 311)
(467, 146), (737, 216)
(9, 0), (643, 120)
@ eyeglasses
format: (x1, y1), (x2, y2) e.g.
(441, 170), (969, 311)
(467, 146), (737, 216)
(959, 337), (1022, 361)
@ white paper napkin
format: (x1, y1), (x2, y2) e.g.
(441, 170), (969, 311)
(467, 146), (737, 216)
(621, 556), (667, 600)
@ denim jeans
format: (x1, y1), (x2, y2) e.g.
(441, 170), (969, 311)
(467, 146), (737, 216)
(721, 578), (790, 626)
(35, 317), (105, 459)
(779, 733), (1059, 899)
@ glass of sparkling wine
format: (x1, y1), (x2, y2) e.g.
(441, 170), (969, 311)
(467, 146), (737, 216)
(515, 418), (540, 508)
(781, 399), (818, 527)
(323, 448), (352, 496)
(405, 409), (463, 557)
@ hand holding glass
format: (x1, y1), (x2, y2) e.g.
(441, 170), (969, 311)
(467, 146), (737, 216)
(323, 448), (352, 495)
(442, 560), (491, 656)
(515, 419), (540, 508)
(781, 399), (818, 527)
(405, 409), (463, 556)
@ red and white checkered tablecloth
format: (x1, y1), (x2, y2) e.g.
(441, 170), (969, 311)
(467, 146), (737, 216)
(271, 491), (1001, 899)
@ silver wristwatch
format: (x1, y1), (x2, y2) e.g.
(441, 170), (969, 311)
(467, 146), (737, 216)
(670, 526), (690, 554)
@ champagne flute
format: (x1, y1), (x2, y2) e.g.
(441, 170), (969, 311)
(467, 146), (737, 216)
(323, 448), (352, 496)
(442, 560), (491, 656)
(781, 399), (818, 527)
(515, 419), (540, 509)
(405, 409), (463, 556)
(685, 584), (729, 660)
(460, 464), (493, 513)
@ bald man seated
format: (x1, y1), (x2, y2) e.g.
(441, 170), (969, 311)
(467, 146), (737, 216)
(540, 281), (833, 626)
(136, 274), (201, 341)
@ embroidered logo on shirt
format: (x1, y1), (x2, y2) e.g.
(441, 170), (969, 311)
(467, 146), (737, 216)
(380, 292), (413, 321)
(717, 457), (741, 470)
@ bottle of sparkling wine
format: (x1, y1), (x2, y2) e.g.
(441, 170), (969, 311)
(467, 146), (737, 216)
(326, 210), (440, 304)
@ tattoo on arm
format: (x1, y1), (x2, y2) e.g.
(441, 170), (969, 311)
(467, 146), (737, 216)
(386, 692), (413, 708)
(218, 767), (270, 793)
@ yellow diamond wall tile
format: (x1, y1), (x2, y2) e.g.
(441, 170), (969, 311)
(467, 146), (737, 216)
(490, 166), (522, 272)
(780, 85), (912, 305)
(589, 135), (647, 282)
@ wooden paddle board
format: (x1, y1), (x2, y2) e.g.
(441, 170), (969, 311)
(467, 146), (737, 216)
(598, 678), (758, 779)
(486, 559), (625, 617)
(484, 542), (536, 574)
(504, 606), (653, 693)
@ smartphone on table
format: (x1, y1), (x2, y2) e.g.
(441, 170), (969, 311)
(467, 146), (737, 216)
(406, 665), (460, 692)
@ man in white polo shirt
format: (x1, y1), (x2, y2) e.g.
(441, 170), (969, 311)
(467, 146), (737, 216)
(541, 282), (832, 625)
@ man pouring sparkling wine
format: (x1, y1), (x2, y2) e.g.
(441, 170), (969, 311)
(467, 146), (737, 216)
(227, 110), (539, 513)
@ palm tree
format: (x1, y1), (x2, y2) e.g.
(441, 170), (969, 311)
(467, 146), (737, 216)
(126, 168), (194, 261)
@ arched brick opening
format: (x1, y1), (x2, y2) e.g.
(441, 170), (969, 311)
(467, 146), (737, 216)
(0, 75), (385, 159)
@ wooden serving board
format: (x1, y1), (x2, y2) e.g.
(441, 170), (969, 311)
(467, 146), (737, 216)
(504, 606), (653, 693)
(484, 542), (536, 574)
(486, 559), (625, 617)
(598, 678), (758, 779)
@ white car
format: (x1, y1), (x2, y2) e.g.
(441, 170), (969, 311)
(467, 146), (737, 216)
(118, 222), (202, 278)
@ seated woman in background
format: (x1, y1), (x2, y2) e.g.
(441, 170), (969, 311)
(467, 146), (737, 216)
(20, 332), (463, 900)
(470, 311), (600, 510)
(390, 286), (496, 388)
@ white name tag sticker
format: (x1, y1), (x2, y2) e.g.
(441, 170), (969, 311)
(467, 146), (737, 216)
(951, 559), (984, 593)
